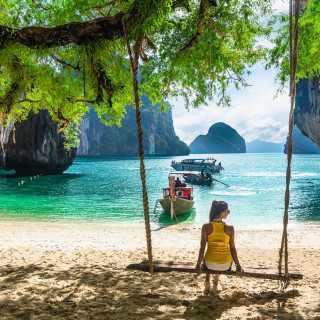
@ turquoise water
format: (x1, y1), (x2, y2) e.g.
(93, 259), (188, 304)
(0, 153), (320, 229)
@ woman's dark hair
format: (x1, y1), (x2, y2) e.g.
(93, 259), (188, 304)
(209, 200), (228, 221)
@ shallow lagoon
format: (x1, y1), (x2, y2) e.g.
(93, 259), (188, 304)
(1, 153), (320, 229)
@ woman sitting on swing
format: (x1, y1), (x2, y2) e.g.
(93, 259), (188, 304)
(195, 200), (244, 292)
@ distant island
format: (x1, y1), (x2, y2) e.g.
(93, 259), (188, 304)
(246, 140), (283, 153)
(284, 125), (320, 154)
(189, 122), (246, 154)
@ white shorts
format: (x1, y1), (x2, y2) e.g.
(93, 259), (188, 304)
(205, 260), (232, 271)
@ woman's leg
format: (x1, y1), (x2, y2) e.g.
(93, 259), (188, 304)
(204, 273), (210, 293)
(213, 274), (220, 284)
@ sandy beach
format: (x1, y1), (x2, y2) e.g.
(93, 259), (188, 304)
(0, 222), (319, 319)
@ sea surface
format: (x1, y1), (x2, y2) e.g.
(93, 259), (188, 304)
(0, 153), (320, 229)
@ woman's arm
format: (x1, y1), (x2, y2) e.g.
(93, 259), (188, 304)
(229, 226), (244, 277)
(195, 224), (208, 275)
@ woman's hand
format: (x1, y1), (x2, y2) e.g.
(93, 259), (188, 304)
(236, 266), (244, 278)
(195, 264), (202, 276)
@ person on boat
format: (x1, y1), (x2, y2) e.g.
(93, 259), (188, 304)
(175, 177), (182, 187)
(195, 200), (244, 292)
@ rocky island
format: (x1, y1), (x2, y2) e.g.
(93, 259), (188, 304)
(0, 110), (76, 176)
(189, 122), (246, 154)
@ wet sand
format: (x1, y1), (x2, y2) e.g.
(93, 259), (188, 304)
(0, 222), (319, 319)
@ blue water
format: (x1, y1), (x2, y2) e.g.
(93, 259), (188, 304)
(0, 153), (320, 229)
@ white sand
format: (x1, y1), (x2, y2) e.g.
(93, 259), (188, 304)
(0, 222), (319, 319)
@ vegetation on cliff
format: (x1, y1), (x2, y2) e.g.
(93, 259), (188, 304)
(78, 96), (189, 156)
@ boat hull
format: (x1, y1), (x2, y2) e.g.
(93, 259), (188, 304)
(171, 163), (222, 173)
(183, 175), (213, 186)
(159, 198), (195, 216)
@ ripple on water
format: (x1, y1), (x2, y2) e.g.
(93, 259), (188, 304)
(0, 153), (320, 228)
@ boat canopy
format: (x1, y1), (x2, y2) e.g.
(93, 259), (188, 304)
(169, 171), (192, 175)
(169, 171), (202, 175)
(181, 159), (205, 163)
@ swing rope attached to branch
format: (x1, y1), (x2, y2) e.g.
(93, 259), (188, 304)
(278, 0), (300, 290)
(122, 19), (154, 274)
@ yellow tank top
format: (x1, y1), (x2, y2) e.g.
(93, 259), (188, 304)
(204, 221), (232, 264)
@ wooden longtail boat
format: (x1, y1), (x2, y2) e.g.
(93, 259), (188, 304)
(182, 171), (214, 186)
(158, 175), (195, 219)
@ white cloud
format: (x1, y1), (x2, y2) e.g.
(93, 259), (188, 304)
(170, 65), (290, 145)
(273, 0), (289, 12)
(170, 1), (291, 146)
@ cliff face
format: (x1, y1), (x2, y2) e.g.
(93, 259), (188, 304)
(2, 110), (76, 176)
(189, 122), (246, 153)
(0, 119), (14, 169)
(295, 77), (320, 149)
(77, 96), (190, 157)
(284, 125), (320, 154)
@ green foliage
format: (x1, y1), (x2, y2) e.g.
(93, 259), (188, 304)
(0, 0), (273, 148)
(62, 123), (81, 151)
(268, 0), (320, 88)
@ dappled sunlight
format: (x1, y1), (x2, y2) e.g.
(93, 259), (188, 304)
(0, 245), (318, 319)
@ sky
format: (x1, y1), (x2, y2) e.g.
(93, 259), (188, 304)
(170, 1), (290, 145)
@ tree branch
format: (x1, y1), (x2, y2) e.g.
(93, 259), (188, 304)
(0, 12), (124, 49)
(18, 98), (42, 103)
(0, 2), (191, 51)
(75, 99), (96, 104)
(208, 19), (228, 46)
(179, 0), (209, 53)
(57, 107), (69, 131)
(50, 54), (83, 73)
(31, 0), (51, 11)
(226, 69), (250, 87)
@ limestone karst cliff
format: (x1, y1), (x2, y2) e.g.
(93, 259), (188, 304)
(77, 96), (190, 157)
(189, 122), (246, 153)
(0, 110), (76, 176)
(284, 125), (320, 154)
(295, 77), (320, 150)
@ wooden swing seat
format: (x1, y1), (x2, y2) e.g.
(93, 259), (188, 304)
(127, 260), (303, 280)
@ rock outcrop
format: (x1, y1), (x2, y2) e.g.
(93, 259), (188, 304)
(284, 125), (320, 154)
(2, 110), (76, 176)
(189, 122), (246, 153)
(0, 120), (14, 169)
(77, 96), (190, 157)
(295, 77), (320, 149)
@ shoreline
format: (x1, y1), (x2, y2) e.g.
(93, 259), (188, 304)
(0, 221), (319, 250)
(0, 221), (319, 318)
(0, 218), (319, 230)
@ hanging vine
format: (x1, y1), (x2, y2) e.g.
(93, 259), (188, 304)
(278, 0), (301, 290)
(122, 19), (153, 274)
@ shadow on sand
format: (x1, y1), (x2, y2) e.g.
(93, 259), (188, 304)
(0, 262), (311, 320)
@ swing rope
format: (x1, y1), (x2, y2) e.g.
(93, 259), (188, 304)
(122, 19), (154, 274)
(278, 0), (300, 290)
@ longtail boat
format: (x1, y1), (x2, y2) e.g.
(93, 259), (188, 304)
(158, 175), (195, 219)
